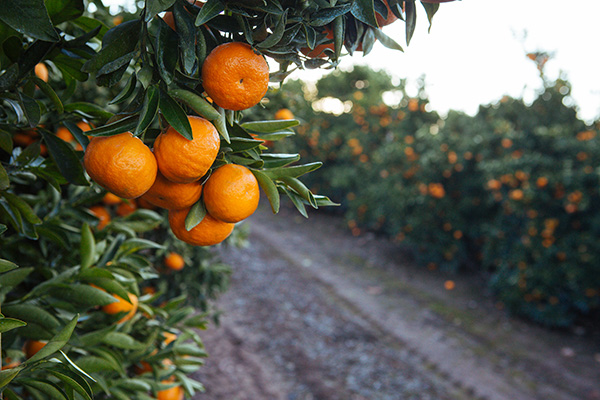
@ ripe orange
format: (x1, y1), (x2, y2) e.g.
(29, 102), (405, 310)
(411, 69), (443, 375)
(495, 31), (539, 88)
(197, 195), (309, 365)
(163, 0), (203, 30)
(102, 292), (139, 324)
(116, 200), (137, 217)
(164, 252), (185, 271)
(153, 116), (219, 184)
(89, 205), (111, 230)
(203, 164), (259, 223)
(34, 63), (48, 82)
(201, 42), (269, 110)
(275, 108), (294, 120)
(376, 0), (398, 27)
(84, 132), (157, 199)
(24, 340), (47, 359)
(1, 358), (21, 370)
(12, 132), (36, 147)
(301, 28), (334, 58)
(169, 207), (234, 246)
(141, 171), (203, 210)
(102, 192), (122, 205)
(157, 383), (184, 400)
(162, 332), (177, 346)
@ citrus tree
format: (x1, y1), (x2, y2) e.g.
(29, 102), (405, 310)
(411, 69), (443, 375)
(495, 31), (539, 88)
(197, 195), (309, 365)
(1, 0), (455, 398)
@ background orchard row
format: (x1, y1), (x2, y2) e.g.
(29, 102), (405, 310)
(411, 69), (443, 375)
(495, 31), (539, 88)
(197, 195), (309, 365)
(255, 64), (600, 328)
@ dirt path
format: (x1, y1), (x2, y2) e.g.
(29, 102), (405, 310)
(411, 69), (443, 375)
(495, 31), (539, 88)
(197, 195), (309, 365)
(192, 204), (600, 400)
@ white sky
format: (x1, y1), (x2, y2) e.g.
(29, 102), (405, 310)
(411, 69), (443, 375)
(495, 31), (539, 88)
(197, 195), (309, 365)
(104, 0), (600, 122)
(297, 0), (600, 123)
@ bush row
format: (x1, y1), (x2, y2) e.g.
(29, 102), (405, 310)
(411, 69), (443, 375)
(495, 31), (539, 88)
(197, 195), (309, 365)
(260, 66), (600, 327)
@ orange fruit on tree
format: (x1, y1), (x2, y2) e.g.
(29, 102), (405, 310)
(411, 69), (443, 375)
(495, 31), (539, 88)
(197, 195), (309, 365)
(153, 116), (219, 184)
(34, 63), (48, 82)
(23, 340), (47, 359)
(157, 383), (184, 400)
(301, 28), (334, 58)
(164, 252), (185, 271)
(137, 196), (158, 210)
(102, 192), (122, 205)
(141, 171), (203, 210)
(169, 207), (234, 246)
(275, 108), (294, 120)
(116, 200), (137, 217)
(89, 205), (111, 230)
(102, 292), (139, 324)
(163, 0), (204, 31)
(84, 132), (157, 199)
(376, 0), (398, 27)
(203, 164), (259, 223)
(201, 42), (269, 110)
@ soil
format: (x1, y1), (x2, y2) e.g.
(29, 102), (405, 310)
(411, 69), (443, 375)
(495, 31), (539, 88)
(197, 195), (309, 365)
(192, 202), (600, 400)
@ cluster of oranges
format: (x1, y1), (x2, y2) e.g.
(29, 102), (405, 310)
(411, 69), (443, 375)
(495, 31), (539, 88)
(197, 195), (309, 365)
(83, 42), (268, 247)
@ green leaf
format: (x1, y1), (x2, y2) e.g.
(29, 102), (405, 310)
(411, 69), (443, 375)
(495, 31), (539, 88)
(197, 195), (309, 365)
(0, 163), (9, 191)
(313, 194), (339, 207)
(405, 0), (416, 45)
(279, 176), (317, 208)
(195, 0), (224, 26)
(63, 120), (90, 151)
(309, 3), (352, 27)
(80, 223), (95, 269)
(283, 186), (308, 218)
(25, 314), (79, 364)
(0, 0), (60, 42)
(350, 0), (378, 27)
(168, 89), (220, 121)
(85, 115), (138, 137)
(0, 224), (6, 235)
(228, 137), (263, 152)
(0, 366), (23, 389)
(421, 1), (439, 32)
(0, 267), (33, 292)
(373, 28), (403, 51)
(261, 162), (322, 179)
(159, 89), (193, 140)
(241, 119), (299, 133)
(155, 18), (178, 84)
(0, 317), (26, 333)
(64, 102), (114, 121)
(252, 170), (279, 214)
(214, 109), (230, 143)
(83, 20), (141, 73)
(102, 332), (145, 350)
(73, 16), (109, 40)
(47, 363), (93, 400)
(54, 53), (88, 82)
(134, 86), (159, 136)
(2, 304), (61, 331)
(109, 73), (137, 105)
(46, 0), (84, 25)
(40, 130), (89, 185)
(0, 128), (13, 153)
(185, 199), (206, 231)
(257, 10), (287, 49)
(18, 92), (41, 128)
(2, 192), (42, 224)
(49, 283), (120, 308)
(0, 63), (19, 91)
(174, 0), (197, 74)
(145, 0), (176, 21)
(261, 153), (300, 169)
(20, 378), (68, 400)
(0, 258), (18, 273)
(33, 77), (64, 114)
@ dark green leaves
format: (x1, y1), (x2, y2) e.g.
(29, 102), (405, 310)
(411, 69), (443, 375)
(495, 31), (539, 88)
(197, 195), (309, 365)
(159, 89), (193, 140)
(168, 88), (221, 121)
(0, 0), (59, 42)
(134, 85), (159, 136)
(25, 315), (79, 364)
(155, 18), (178, 84)
(405, 0), (417, 45)
(0, 316), (26, 334)
(40, 130), (88, 185)
(46, 0), (84, 25)
(145, 0), (176, 22)
(83, 19), (141, 86)
(86, 115), (138, 137)
(252, 169), (279, 213)
(195, 0), (225, 26)
(350, 0), (378, 28)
